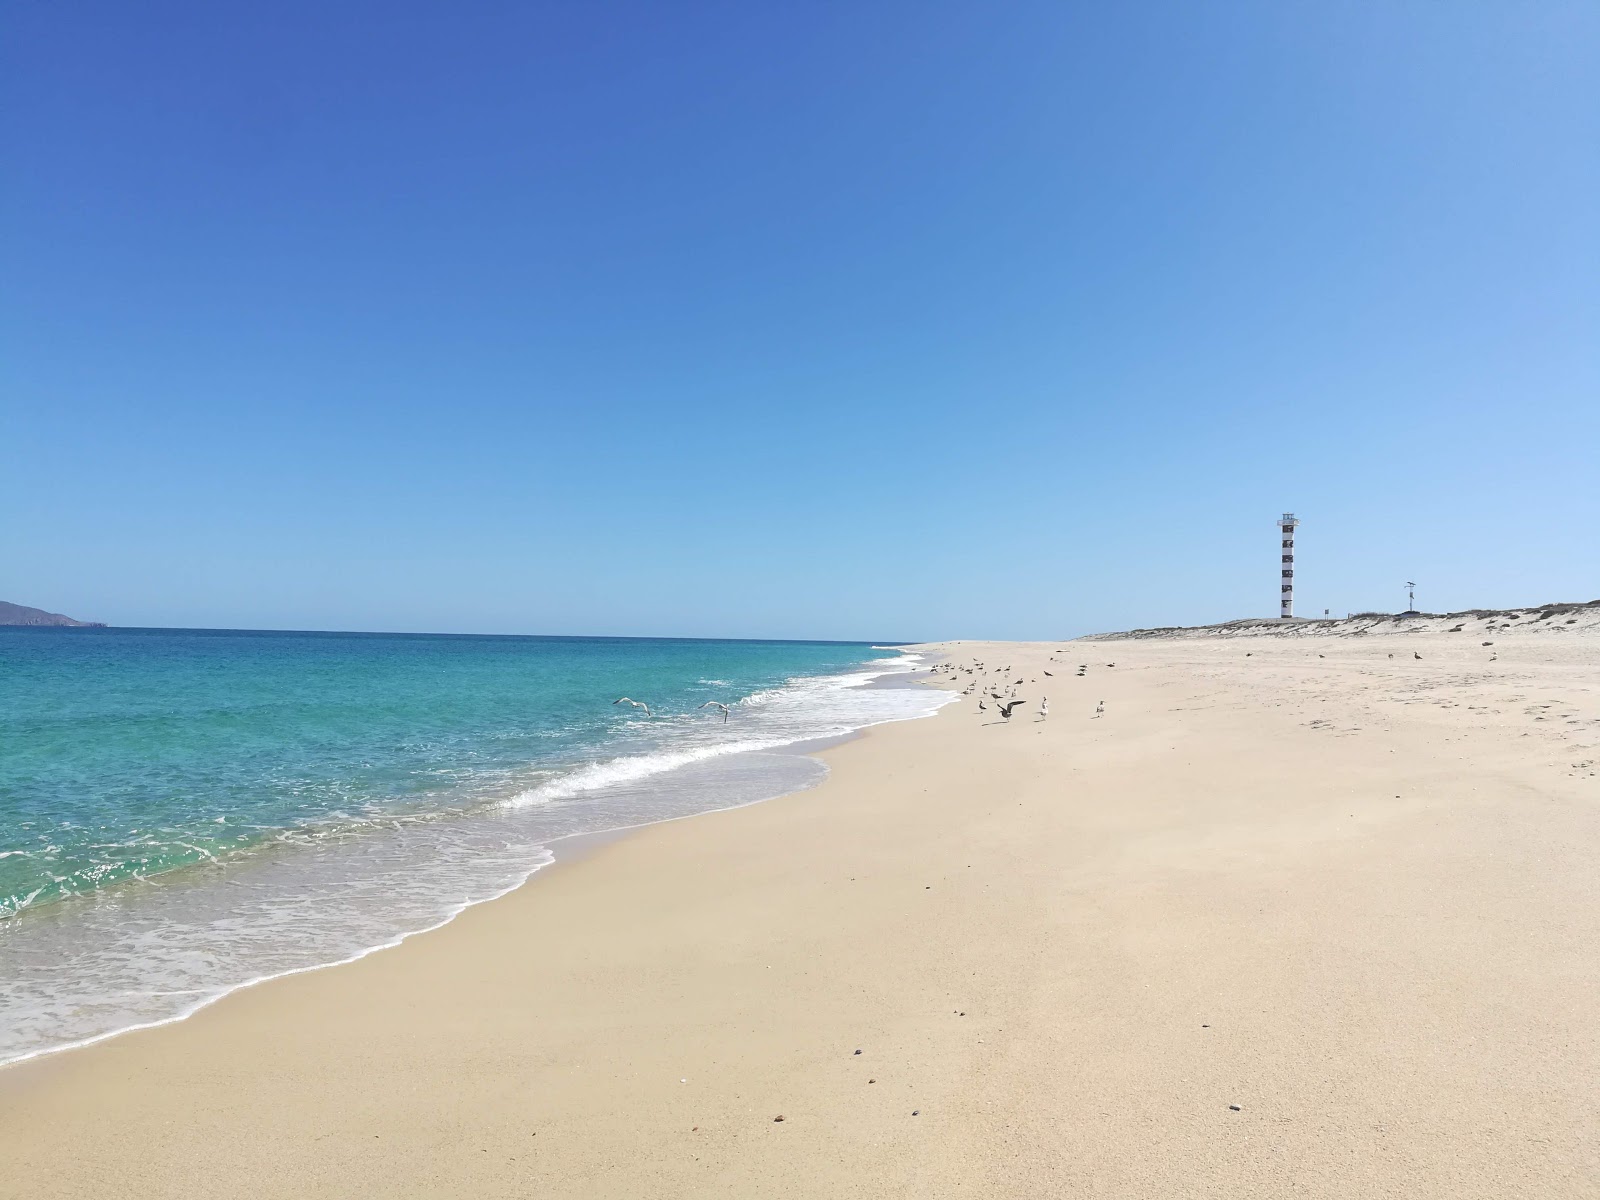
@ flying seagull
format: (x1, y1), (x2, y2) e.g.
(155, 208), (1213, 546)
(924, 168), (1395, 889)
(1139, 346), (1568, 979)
(699, 701), (731, 723)
(613, 697), (651, 717)
(997, 699), (1026, 720)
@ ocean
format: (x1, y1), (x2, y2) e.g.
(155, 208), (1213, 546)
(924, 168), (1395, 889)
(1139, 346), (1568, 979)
(0, 627), (949, 1066)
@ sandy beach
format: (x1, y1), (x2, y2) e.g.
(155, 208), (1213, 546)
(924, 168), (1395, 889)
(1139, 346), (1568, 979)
(4, 611), (1597, 1198)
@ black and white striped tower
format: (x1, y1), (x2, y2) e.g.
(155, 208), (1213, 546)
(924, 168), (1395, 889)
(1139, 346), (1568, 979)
(1277, 512), (1299, 618)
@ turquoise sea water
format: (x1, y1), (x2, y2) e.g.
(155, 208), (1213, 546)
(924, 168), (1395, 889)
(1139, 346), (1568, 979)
(0, 628), (947, 1065)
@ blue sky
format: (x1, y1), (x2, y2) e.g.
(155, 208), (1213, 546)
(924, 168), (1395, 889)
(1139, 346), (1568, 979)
(5, 2), (1597, 640)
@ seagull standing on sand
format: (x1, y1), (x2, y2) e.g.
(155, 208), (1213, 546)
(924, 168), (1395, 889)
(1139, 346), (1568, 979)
(1039, 697), (1049, 721)
(698, 701), (731, 723)
(1094, 700), (1104, 717)
(613, 697), (652, 717)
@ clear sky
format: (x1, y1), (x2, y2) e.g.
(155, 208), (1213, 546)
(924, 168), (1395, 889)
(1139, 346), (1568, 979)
(5, 2), (1597, 641)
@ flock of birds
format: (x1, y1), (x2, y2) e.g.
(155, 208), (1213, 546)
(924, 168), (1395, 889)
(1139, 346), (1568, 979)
(922, 652), (1113, 722)
(613, 648), (1127, 730)
(613, 635), (1503, 734)
(612, 698), (732, 722)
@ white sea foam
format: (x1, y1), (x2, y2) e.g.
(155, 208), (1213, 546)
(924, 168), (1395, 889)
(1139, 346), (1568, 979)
(507, 651), (948, 808)
(505, 739), (793, 807)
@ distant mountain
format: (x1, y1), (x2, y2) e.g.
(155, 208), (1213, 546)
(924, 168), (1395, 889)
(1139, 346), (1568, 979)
(0, 601), (106, 627)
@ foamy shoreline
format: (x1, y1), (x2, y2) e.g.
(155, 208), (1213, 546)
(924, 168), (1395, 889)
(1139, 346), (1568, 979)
(0, 649), (950, 1069)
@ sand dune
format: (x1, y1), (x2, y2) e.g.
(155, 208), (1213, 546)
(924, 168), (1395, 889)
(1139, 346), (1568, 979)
(1085, 598), (1600, 642)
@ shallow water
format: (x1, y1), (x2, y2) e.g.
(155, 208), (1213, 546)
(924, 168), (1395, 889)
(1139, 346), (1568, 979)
(0, 628), (951, 1065)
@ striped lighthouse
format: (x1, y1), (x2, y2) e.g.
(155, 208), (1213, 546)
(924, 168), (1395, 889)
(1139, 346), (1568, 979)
(1277, 513), (1299, 618)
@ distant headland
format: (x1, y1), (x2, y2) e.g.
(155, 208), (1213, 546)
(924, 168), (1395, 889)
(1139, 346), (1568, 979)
(0, 600), (106, 627)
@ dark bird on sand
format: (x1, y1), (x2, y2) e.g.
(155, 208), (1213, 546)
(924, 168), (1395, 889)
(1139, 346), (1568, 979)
(1413, 652), (1422, 660)
(996, 699), (1026, 720)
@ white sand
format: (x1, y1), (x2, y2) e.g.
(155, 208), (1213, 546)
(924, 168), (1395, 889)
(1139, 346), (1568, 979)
(2, 607), (1596, 1197)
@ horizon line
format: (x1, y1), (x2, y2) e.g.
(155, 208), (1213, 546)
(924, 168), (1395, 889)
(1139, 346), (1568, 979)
(2, 623), (915, 647)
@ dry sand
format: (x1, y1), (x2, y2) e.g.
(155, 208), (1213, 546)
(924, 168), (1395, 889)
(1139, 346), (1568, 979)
(3, 610), (1598, 1198)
